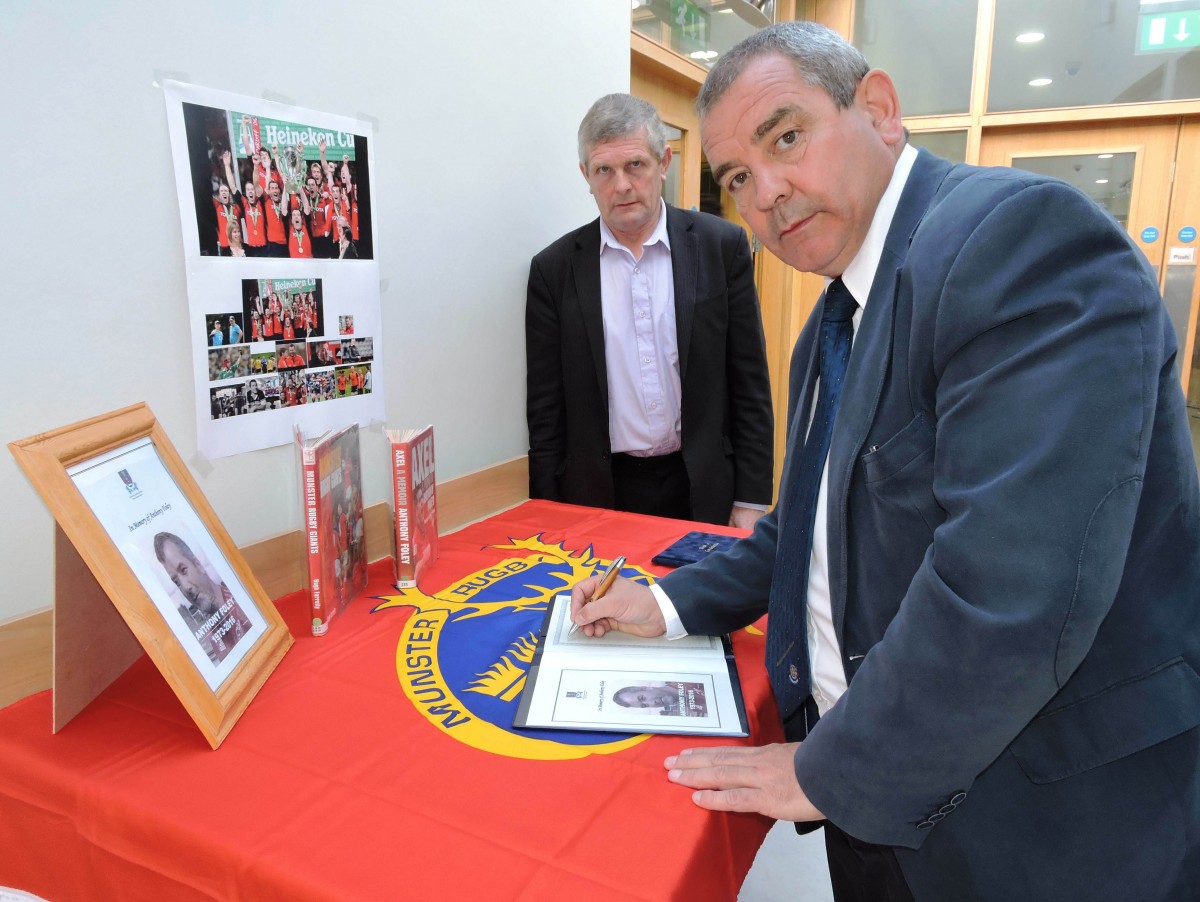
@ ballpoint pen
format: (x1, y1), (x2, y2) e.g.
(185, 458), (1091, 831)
(568, 555), (626, 637)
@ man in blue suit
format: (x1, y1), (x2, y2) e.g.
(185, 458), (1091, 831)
(571, 22), (1200, 902)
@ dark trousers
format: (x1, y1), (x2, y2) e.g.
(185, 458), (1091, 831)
(823, 820), (915, 902)
(611, 451), (691, 520)
(787, 696), (915, 902)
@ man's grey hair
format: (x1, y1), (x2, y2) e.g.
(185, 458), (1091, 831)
(154, 531), (199, 567)
(697, 21), (869, 118)
(577, 93), (669, 166)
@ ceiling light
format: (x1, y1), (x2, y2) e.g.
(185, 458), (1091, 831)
(1016, 32), (1045, 43)
(1096, 179), (1109, 184)
(1098, 153), (1114, 159)
(1029, 77), (1053, 87)
(631, 0), (640, 8)
(690, 50), (719, 61)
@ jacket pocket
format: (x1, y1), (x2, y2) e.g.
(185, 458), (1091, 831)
(1009, 658), (1200, 784)
(861, 412), (941, 533)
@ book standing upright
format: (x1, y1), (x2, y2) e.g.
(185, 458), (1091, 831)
(295, 424), (368, 635)
(387, 425), (437, 589)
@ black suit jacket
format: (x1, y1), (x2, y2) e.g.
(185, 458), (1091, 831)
(525, 206), (774, 524)
(661, 150), (1200, 899)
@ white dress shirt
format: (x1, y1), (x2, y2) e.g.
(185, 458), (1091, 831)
(655, 144), (919, 716)
(598, 200), (681, 457)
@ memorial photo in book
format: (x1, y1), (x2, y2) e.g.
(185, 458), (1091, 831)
(514, 595), (749, 736)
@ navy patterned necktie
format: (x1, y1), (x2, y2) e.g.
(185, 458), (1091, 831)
(766, 279), (858, 725)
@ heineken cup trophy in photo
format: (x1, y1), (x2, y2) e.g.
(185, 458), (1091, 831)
(278, 144), (305, 195)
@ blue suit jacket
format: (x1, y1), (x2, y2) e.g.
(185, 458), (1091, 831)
(661, 149), (1200, 900)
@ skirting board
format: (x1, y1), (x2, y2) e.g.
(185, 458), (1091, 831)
(0, 455), (529, 710)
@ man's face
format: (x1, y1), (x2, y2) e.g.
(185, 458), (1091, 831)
(244, 181), (256, 200)
(217, 184), (231, 204)
(580, 130), (670, 244)
(160, 541), (221, 614)
(619, 685), (677, 708)
(268, 180), (281, 202)
(306, 177), (318, 194)
(291, 209), (304, 229)
(700, 54), (902, 277)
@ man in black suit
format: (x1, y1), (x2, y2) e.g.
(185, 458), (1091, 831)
(569, 23), (1200, 902)
(526, 94), (774, 527)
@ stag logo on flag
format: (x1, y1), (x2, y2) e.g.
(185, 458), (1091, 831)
(373, 536), (652, 759)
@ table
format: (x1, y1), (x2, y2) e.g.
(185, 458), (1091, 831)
(0, 500), (783, 901)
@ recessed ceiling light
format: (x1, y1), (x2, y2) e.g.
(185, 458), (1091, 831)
(1016, 32), (1045, 43)
(690, 50), (719, 60)
(1098, 153), (1114, 159)
(631, 0), (640, 8)
(1096, 179), (1109, 184)
(1029, 77), (1053, 87)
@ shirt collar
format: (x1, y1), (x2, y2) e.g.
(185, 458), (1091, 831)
(598, 199), (671, 256)
(835, 143), (918, 308)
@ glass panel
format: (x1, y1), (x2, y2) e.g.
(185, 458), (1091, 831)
(853, 0), (978, 116)
(664, 126), (683, 207)
(1009, 152), (1136, 226)
(908, 130), (969, 163)
(990, 0), (1200, 112)
(632, 0), (772, 69)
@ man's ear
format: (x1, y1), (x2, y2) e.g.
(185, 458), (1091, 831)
(579, 161), (593, 192)
(659, 144), (673, 180)
(857, 69), (905, 146)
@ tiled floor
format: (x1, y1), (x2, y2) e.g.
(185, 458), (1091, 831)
(739, 821), (834, 901)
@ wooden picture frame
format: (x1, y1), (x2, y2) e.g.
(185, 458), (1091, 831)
(8, 402), (293, 749)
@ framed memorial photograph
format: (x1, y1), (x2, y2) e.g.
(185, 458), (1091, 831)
(9, 403), (293, 749)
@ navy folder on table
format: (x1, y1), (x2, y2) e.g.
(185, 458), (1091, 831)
(651, 531), (740, 568)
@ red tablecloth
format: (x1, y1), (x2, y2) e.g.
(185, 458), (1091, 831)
(0, 500), (782, 901)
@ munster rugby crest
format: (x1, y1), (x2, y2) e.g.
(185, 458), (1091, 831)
(372, 535), (653, 759)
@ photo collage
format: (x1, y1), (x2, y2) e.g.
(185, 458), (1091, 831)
(207, 278), (374, 420)
(165, 80), (384, 457)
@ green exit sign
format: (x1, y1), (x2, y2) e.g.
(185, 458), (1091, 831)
(1137, 10), (1200, 52)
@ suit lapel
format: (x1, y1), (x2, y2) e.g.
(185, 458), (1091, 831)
(825, 150), (955, 638)
(667, 207), (698, 380)
(572, 220), (608, 408)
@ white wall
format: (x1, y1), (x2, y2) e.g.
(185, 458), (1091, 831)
(0, 1), (630, 623)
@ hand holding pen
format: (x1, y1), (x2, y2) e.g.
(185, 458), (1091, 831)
(568, 556), (625, 636)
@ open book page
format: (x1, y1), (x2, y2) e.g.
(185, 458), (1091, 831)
(514, 595), (748, 736)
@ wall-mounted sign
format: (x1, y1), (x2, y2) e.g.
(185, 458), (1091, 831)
(1137, 10), (1200, 54)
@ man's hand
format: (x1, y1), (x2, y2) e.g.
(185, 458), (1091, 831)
(729, 506), (765, 530)
(569, 575), (665, 639)
(665, 743), (824, 822)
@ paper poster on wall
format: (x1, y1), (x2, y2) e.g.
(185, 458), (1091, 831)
(163, 81), (383, 458)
